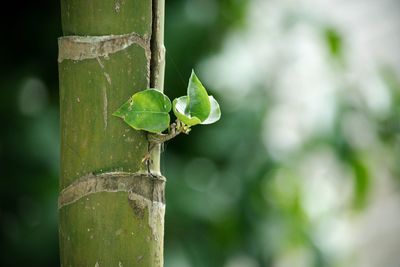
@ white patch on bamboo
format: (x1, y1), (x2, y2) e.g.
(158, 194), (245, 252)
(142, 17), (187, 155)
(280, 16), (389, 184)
(102, 86), (108, 130)
(96, 57), (112, 85)
(115, 0), (121, 13)
(104, 73), (111, 85)
(128, 191), (165, 240)
(115, 228), (123, 236)
(96, 57), (105, 68)
(58, 32), (151, 63)
(58, 172), (165, 209)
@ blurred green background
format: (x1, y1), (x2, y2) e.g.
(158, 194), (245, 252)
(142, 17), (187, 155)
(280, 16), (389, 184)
(1, 0), (400, 266)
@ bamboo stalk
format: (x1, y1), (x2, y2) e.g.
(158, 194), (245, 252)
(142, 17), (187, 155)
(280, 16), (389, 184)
(58, 1), (166, 266)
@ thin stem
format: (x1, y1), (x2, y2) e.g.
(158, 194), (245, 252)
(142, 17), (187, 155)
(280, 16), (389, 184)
(144, 119), (189, 163)
(147, 119), (188, 147)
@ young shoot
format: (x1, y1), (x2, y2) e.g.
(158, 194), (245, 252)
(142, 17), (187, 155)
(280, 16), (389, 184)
(113, 70), (221, 164)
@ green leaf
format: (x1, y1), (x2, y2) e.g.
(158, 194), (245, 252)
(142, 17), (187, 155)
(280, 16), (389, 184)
(187, 70), (211, 121)
(201, 96), (221, 124)
(173, 71), (221, 127)
(173, 96), (202, 126)
(113, 89), (171, 133)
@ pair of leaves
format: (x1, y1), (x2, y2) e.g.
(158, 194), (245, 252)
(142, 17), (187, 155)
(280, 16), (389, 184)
(113, 71), (221, 133)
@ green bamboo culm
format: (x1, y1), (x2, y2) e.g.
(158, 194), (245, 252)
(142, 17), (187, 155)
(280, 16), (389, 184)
(58, 0), (166, 266)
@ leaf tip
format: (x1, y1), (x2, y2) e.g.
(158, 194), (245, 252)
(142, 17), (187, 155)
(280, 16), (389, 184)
(190, 69), (200, 82)
(112, 110), (121, 118)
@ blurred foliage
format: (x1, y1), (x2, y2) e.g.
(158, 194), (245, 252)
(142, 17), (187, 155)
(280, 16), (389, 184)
(380, 68), (400, 182)
(165, 0), (249, 99)
(324, 28), (342, 59)
(0, 1), (61, 266)
(0, 0), (249, 266)
(1, 0), (399, 267)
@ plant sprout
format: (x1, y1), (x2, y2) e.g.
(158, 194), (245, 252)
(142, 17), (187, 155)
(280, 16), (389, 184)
(113, 70), (221, 163)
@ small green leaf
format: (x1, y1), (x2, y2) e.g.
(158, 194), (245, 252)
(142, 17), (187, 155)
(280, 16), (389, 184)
(173, 96), (202, 126)
(201, 96), (221, 125)
(113, 89), (171, 133)
(187, 70), (211, 121)
(173, 71), (221, 127)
